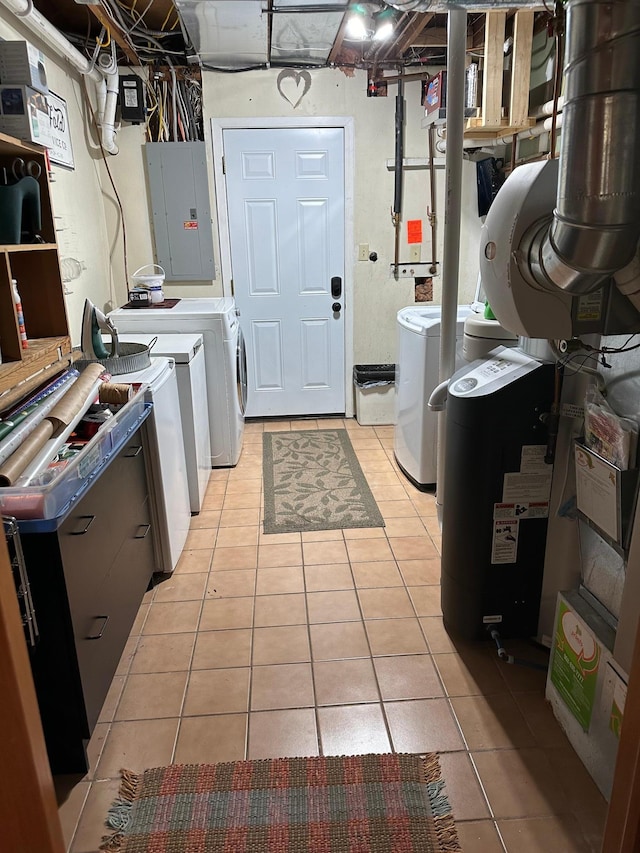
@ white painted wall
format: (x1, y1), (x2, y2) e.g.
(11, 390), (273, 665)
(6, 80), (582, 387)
(0, 8), (114, 346)
(199, 68), (483, 364)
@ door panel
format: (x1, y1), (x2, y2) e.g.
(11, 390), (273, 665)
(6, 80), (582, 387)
(301, 320), (331, 388)
(253, 320), (284, 390)
(223, 127), (345, 417)
(246, 201), (279, 293)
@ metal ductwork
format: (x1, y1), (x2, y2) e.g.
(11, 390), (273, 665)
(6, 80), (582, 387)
(523, 0), (640, 294)
(383, 1), (538, 11)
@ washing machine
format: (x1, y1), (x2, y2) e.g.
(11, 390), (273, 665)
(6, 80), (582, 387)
(394, 305), (473, 489)
(109, 298), (246, 467)
(117, 333), (211, 512)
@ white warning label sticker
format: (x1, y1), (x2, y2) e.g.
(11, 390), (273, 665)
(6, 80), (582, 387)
(491, 518), (519, 564)
(503, 471), (552, 503)
(494, 502), (549, 520)
(520, 445), (548, 473)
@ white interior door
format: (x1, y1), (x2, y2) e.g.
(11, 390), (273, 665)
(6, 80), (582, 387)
(223, 127), (345, 418)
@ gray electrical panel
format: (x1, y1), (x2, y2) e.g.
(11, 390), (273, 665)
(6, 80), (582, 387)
(144, 141), (215, 281)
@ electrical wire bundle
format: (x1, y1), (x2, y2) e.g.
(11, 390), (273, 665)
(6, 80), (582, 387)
(145, 70), (203, 142)
(64, 1), (204, 142)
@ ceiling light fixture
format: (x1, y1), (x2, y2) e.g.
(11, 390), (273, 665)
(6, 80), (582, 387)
(345, 4), (374, 40)
(372, 7), (395, 40)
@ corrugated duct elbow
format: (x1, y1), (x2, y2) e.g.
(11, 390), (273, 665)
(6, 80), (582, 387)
(383, 1), (537, 9)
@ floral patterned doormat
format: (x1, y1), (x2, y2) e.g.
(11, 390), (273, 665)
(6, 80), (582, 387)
(262, 429), (385, 534)
(101, 753), (461, 853)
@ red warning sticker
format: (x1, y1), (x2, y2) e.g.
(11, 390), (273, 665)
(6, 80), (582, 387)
(184, 221), (199, 230)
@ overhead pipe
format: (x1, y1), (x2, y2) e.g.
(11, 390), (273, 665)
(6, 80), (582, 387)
(435, 8), (466, 509)
(391, 77), (405, 278)
(522, 0), (640, 294)
(0, 0), (102, 84)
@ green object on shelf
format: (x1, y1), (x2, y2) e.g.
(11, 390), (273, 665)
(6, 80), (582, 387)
(484, 301), (497, 320)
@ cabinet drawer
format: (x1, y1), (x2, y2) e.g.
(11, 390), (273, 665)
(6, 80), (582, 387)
(75, 498), (154, 732)
(60, 435), (149, 637)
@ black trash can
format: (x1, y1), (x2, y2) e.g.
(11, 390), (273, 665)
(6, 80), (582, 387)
(353, 364), (396, 425)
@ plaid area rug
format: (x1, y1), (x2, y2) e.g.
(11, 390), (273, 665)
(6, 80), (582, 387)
(262, 429), (385, 534)
(101, 753), (460, 853)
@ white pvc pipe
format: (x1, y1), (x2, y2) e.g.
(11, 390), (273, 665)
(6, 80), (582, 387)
(0, 0), (102, 83)
(96, 78), (107, 127)
(101, 71), (119, 155)
(541, 95), (564, 115)
(436, 8), (467, 509)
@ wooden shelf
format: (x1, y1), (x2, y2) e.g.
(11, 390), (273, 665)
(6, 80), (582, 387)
(1, 244), (57, 253)
(0, 337), (72, 389)
(0, 133), (70, 401)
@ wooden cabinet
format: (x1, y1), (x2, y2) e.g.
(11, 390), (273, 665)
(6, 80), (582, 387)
(0, 132), (71, 399)
(19, 427), (154, 774)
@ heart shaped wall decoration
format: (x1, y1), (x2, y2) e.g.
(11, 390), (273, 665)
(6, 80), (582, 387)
(277, 69), (312, 109)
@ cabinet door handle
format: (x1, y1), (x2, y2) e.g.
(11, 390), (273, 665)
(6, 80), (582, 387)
(70, 515), (95, 535)
(86, 615), (108, 639)
(135, 523), (151, 539)
(125, 445), (143, 458)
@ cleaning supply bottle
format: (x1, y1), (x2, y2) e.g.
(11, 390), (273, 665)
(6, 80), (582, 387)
(12, 279), (28, 349)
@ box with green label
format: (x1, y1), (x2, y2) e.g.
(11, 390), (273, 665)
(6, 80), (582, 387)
(546, 590), (624, 801)
(550, 597), (602, 730)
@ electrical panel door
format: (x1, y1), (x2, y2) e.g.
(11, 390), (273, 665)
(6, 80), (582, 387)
(144, 142), (215, 281)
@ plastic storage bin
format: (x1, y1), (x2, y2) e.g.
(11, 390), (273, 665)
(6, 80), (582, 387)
(353, 364), (396, 426)
(0, 389), (150, 528)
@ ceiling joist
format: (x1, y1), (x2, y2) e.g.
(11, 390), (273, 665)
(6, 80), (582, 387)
(91, 3), (141, 65)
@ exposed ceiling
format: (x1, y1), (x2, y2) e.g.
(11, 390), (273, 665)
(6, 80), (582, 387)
(33, 0), (494, 73)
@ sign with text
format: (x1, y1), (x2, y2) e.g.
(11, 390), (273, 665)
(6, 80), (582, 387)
(46, 90), (74, 169)
(550, 599), (601, 731)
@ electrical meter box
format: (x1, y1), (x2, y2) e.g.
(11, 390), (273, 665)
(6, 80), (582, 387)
(144, 142), (215, 281)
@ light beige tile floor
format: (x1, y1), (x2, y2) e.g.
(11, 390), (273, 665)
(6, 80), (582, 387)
(56, 418), (607, 853)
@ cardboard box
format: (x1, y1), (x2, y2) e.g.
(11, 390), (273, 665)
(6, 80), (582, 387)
(0, 86), (51, 148)
(0, 41), (48, 94)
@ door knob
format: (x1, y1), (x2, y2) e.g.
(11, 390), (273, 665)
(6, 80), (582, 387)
(332, 302), (341, 312)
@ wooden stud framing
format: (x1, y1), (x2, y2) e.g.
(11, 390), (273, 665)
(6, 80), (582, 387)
(509, 10), (535, 128)
(481, 11), (506, 128)
(90, 5), (141, 66)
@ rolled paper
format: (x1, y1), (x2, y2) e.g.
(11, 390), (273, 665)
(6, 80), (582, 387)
(0, 421), (54, 486)
(47, 363), (105, 435)
(99, 383), (133, 406)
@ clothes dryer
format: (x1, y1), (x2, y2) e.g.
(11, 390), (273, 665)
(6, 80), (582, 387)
(109, 298), (246, 467)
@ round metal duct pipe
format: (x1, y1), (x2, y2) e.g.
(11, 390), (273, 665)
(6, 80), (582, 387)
(524, 0), (640, 294)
